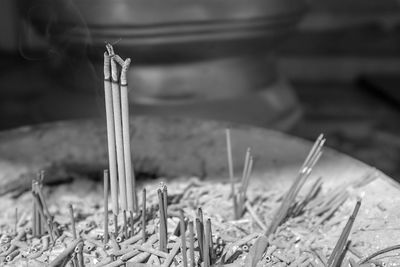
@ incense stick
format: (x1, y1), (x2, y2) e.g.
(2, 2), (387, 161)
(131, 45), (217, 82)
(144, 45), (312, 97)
(179, 210), (188, 267)
(111, 56), (128, 212)
(75, 242), (84, 267)
(225, 129), (238, 220)
(104, 170), (109, 244)
(206, 218), (213, 264)
(158, 189), (167, 252)
(238, 151), (253, 217)
(49, 239), (82, 267)
(163, 239), (181, 267)
(14, 208), (18, 233)
(120, 58), (136, 213)
(162, 185), (168, 244)
(32, 181), (37, 237)
(68, 204), (77, 239)
(104, 51), (119, 219)
(328, 199), (361, 267)
(142, 188), (147, 243)
(188, 221), (195, 267)
(203, 218), (211, 267)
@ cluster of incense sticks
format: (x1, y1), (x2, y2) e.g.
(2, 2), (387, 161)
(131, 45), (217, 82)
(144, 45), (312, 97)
(31, 172), (58, 243)
(104, 43), (137, 237)
(265, 134), (325, 236)
(172, 208), (214, 267)
(225, 129), (254, 220)
(194, 208), (214, 266)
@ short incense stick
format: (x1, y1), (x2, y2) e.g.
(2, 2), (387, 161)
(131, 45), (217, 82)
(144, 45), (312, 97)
(207, 218), (213, 264)
(196, 208), (204, 262)
(188, 221), (195, 267)
(32, 181), (37, 236)
(111, 56), (128, 212)
(203, 218), (211, 267)
(123, 211), (128, 238)
(179, 210), (188, 267)
(142, 188), (147, 242)
(103, 51), (119, 219)
(162, 185), (168, 241)
(158, 189), (167, 252)
(238, 150), (253, 217)
(14, 208), (18, 233)
(225, 129), (238, 220)
(68, 204), (77, 239)
(104, 170), (109, 244)
(328, 199), (362, 267)
(120, 58), (136, 214)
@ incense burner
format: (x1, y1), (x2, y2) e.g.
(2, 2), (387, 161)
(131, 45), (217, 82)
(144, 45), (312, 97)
(1, 116), (400, 265)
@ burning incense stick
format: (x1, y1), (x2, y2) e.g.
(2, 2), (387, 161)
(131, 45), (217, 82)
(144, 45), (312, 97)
(111, 56), (128, 212)
(179, 210), (188, 267)
(104, 51), (119, 219)
(120, 58), (136, 213)
(225, 129), (238, 220)
(104, 170), (109, 244)
(142, 188), (147, 242)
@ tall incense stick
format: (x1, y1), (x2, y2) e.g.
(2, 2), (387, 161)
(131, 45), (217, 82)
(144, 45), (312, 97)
(120, 58), (136, 213)
(103, 51), (119, 218)
(111, 56), (128, 212)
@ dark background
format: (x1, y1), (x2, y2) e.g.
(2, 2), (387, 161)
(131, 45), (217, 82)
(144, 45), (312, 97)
(1, 0), (400, 180)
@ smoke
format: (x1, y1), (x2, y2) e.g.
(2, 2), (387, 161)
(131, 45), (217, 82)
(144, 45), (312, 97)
(18, 0), (106, 120)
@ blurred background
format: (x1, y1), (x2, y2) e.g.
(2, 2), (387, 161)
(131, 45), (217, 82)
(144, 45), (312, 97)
(1, 0), (400, 180)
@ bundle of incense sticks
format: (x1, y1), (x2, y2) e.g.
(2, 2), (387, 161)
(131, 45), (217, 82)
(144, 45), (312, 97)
(31, 172), (57, 242)
(225, 129), (254, 220)
(265, 133), (325, 236)
(104, 43), (137, 236)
